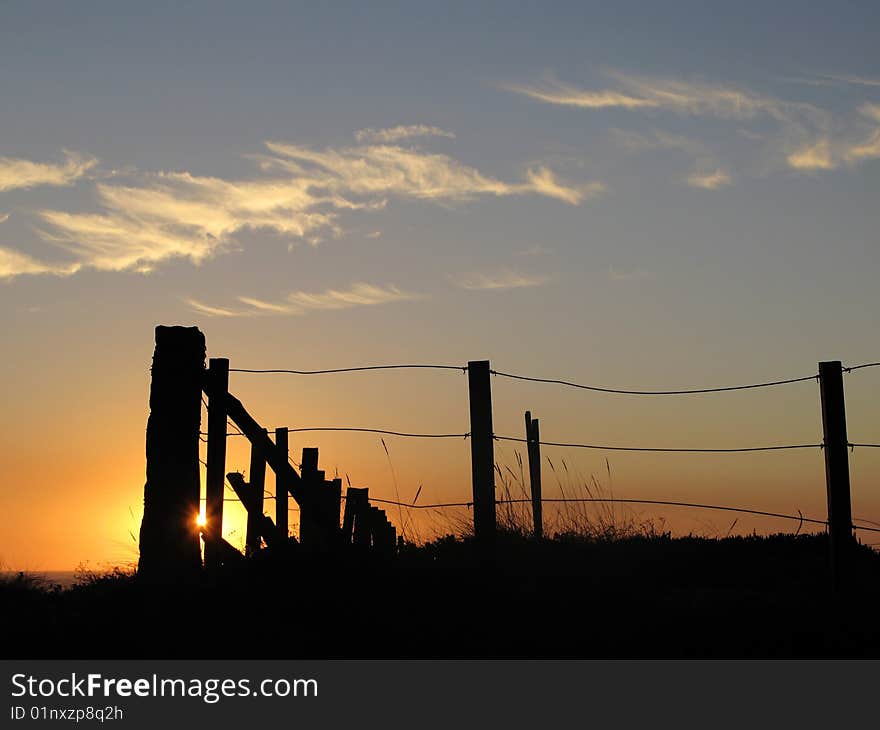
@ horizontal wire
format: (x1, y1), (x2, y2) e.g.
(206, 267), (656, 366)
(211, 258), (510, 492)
(494, 435), (822, 453)
(228, 364), (466, 375)
(198, 491), (880, 533)
(843, 362), (880, 373)
(201, 427), (469, 439)
(490, 369), (818, 396)
(202, 427), (877, 452)
(360, 496), (880, 534)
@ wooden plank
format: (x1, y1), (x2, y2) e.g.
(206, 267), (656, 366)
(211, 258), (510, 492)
(204, 357), (229, 569)
(206, 384), (344, 546)
(245, 432), (267, 556)
(328, 477), (342, 532)
(275, 427), (289, 541)
(299, 448), (319, 548)
(343, 487), (368, 543)
(819, 360), (854, 591)
(215, 536), (245, 564)
(351, 489), (371, 547)
(226, 472), (281, 548)
(468, 360), (496, 543)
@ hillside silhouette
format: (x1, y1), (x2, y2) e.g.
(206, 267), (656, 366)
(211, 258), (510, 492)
(4, 531), (880, 658)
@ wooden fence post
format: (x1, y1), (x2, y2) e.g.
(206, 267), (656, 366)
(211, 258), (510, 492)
(329, 477), (343, 544)
(525, 411), (543, 539)
(204, 357), (229, 569)
(300, 447), (319, 548)
(468, 360), (496, 543)
(343, 487), (368, 544)
(352, 489), (372, 548)
(275, 427), (289, 542)
(819, 360), (854, 591)
(245, 431), (267, 556)
(138, 325), (205, 580)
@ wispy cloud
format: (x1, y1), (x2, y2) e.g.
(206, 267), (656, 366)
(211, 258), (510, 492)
(817, 73), (880, 88)
(512, 69), (880, 177)
(686, 169), (732, 189)
(187, 282), (418, 318)
(11, 136), (590, 279)
(185, 298), (249, 317)
(786, 104), (880, 170)
(786, 139), (835, 170)
(0, 150), (97, 193)
(505, 71), (814, 122)
(452, 268), (548, 291)
(525, 166), (605, 204)
(502, 77), (654, 110)
(286, 282), (416, 310)
(0, 247), (80, 279)
(237, 296), (298, 314)
(611, 129), (732, 189)
(354, 124), (455, 143)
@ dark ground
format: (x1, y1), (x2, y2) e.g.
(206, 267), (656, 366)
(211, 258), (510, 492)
(3, 533), (879, 658)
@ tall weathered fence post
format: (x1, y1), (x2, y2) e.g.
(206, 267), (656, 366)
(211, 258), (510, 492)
(138, 326), (205, 580)
(468, 360), (496, 543)
(204, 357), (229, 569)
(819, 360), (854, 591)
(525, 411), (543, 539)
(245, 432), (267, 556)
(275, 427), (289, 541)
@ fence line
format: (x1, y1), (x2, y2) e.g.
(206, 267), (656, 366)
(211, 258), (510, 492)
(843, 361), (880, 373)
(190, 347), (880, 573)
(490, 369), (819, 395)
(197, 494), (880, 531)
(202, 428), (470, 439)
(228, 364), (466, 375)
(217, 358), (880, 394)
(494, 435), (823, 453)
(348, 496), (880, 534)
(200, 427), (880, 453)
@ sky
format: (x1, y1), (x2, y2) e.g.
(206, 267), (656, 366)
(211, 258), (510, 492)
(2, 1), (879, 570)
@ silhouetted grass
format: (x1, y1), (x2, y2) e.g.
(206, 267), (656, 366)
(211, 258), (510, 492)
(4, 529), (880, 659)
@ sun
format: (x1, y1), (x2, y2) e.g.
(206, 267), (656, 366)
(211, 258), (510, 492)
(196, 513), (206, 528)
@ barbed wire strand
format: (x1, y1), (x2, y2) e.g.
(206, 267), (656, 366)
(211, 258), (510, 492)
(202, 427), (469, 440)
(494, 435), (822, 453)
(360, 496), (880, 533)
(228, 364), (466, 375)
(843, 362), (880, 373)
(490, 369), (818, 396)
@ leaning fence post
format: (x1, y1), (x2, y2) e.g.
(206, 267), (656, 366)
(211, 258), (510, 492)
(205, 357), (229, 569)
(468, 360), (496, 543)
(525, 411), (543, 539)
(245, 431), (267, 556)
(275, 427), (289, 542)
(819, 361), (854, 591)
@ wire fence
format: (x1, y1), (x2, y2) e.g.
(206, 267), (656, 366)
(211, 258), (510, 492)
(201, 356), (880, 541)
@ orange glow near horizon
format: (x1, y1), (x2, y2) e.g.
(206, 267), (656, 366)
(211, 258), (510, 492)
(1, 332), (879, 572)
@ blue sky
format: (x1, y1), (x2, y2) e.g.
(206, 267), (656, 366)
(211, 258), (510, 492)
(1, 1), (879, 567)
